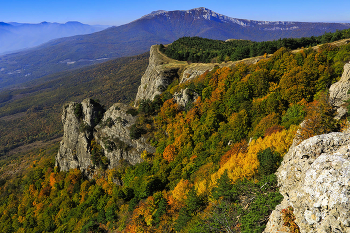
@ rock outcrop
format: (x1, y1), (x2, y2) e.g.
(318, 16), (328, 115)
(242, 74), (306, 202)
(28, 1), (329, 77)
(180, 57), (262, 83)
(329, 62), (350, 119)
(180, 64), (215, 83)
(134, 45), (266, 106)
(55, 99), (105, 175)
(173, 88), (199, 109)
(94, 103), (155, 169)
(265, 132), (350, 233)
(134, 45), (185, 106)
(56, 99), (155, 177)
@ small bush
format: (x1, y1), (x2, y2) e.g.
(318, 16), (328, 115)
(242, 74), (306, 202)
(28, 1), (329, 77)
(74, 103), (83, 119)
(281, 206), (300, 233)
(94, 110), (104, 125)
(129, 124), (146, 139)
(79, 122), (92, 132)
(90, 140), (109, 170)
(257, 148), (282, 176)
(101, 117), (114, 128)
(126, 108), (138, 116)
(139, 99), (156, 115)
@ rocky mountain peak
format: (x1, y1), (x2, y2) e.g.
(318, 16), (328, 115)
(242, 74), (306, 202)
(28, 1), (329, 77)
(139, 7), (251, 26)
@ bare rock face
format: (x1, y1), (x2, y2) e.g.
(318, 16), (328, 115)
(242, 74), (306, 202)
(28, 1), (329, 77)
(329, 62), (350, 119)
(181, 65), (214, 83)
(55, 99), (104, 174)
(134, 45), (180, 106)
(55, 99), (155, 177)
(173, 88), (199, 109)
(264, 132), (350, 232)
(94, 103), (155, 169)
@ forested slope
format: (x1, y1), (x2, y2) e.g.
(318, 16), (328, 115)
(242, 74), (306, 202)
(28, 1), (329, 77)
(162, 29), (350, 63)
(1, 36), (350, 232)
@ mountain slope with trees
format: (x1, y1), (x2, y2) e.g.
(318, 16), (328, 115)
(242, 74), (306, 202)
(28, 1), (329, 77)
(1, 34), (350, 232)
(162, 29), (350, 63)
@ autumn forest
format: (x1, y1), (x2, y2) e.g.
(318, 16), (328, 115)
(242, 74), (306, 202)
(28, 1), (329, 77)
(1, 29), (350, 232)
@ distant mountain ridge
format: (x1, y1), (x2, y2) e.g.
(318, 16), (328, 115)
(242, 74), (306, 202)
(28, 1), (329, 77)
(1, 7), (350, 90)
(140, 7), (350, 31)
(141, 7), (288, 26)
(0, 21), (109, 55)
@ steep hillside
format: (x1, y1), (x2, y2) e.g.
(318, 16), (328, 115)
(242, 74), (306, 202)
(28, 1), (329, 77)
(0, 52), (149, 157)
(1, 7), (350, 90)
(1, 37), (350, 232)
(1, 39), (350, 232)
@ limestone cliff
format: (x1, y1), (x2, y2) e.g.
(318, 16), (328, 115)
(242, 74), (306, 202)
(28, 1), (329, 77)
(55, 99), (155, 177)
(134, 45), (265, 106)
(94, 103), (155, 169)
(133, 45), (186, 105)
(55, 99), (104, 175)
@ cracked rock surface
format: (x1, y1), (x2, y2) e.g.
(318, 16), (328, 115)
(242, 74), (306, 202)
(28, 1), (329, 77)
(265, 132), (350, 233)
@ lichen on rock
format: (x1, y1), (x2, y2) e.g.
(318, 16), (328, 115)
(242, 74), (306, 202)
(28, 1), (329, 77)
(264, 132), (350, 233)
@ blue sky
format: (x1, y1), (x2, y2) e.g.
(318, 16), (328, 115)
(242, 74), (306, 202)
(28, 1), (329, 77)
(1, 0), (350, 25)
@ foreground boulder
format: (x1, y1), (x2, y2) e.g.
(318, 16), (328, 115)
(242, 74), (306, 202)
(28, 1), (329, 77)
(264, 131), (350, 232)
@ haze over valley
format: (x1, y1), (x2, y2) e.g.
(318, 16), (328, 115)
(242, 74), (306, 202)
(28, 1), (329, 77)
(0, 21), (109, 55)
